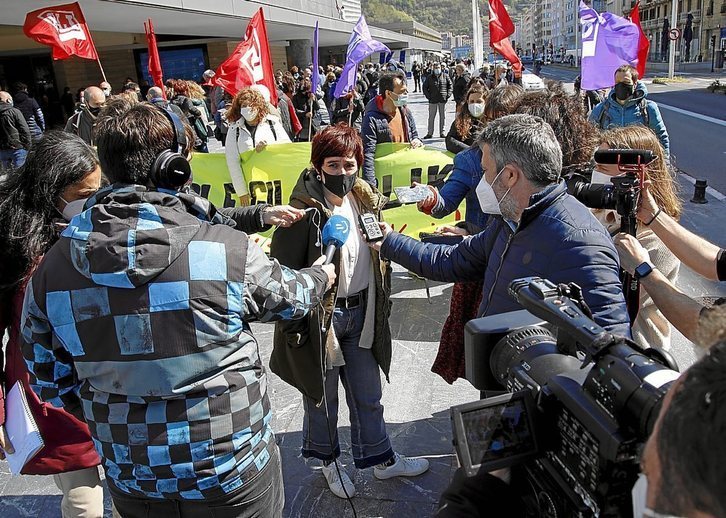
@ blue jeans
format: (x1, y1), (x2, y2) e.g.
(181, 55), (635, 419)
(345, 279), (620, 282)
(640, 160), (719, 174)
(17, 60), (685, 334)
(0, 148), (27, 170)
(302, 304), (394, 469)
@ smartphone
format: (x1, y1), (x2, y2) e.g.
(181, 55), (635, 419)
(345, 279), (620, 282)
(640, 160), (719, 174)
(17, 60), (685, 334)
(359, 213), (384, 242)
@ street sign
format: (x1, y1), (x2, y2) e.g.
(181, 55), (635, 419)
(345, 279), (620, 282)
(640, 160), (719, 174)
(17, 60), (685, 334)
(669, 28), (681, 41)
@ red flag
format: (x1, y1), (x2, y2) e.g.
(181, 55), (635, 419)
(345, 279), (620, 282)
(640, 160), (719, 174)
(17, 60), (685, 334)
(144, 19), (165, 99)
(23, 2), (98, 60)
(212, 8), (278, 105)
(488, 0), (522, 75)
(629, 1), (649, 79)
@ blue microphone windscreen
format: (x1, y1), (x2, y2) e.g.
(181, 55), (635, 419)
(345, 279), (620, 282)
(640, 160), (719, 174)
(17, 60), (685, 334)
(322, 215), (351, 248)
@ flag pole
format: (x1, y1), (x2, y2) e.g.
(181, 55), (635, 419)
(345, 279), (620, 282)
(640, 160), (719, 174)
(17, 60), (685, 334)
(308, 96), (314, 140)
(84, 21), (107, 83)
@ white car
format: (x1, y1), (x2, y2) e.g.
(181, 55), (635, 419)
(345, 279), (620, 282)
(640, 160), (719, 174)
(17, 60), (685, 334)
(521, 68), (545, 91)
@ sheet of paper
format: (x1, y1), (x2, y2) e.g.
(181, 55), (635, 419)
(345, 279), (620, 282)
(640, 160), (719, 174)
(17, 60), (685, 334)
(4, 382), (44, 475)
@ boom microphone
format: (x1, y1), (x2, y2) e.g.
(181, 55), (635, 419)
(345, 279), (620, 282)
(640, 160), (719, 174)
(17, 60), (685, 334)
(321, 215), (350, 264)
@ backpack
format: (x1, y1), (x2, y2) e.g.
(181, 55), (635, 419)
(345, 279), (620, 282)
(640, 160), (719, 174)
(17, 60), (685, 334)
(597, 98), (650, 129)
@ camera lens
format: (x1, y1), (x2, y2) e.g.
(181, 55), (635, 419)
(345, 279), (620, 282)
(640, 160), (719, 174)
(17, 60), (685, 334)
(490, 326), (557, 385)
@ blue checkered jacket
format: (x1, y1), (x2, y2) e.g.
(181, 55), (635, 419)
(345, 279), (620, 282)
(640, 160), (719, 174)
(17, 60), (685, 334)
(21, 185), (329, 500)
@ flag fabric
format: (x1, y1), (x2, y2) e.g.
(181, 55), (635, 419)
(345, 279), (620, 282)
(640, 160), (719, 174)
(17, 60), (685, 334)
(212, 8), (278, 105)
(312, 22), (320, 92)
(144, 19), (165, 98)
(629, 1), (649, 79)
(23, 2), (98, 60)
(334, 15), (390, 98)
(579, 1), (640, 90)
(487, 0), (522, 75)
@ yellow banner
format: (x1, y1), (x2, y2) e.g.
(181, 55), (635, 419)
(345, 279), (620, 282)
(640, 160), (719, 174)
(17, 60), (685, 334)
(189, 142), (464, 243)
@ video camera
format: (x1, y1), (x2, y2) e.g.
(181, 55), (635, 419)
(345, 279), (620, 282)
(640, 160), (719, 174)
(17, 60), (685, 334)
(452, 277), (679, 517)
(566, 149), (656, 322)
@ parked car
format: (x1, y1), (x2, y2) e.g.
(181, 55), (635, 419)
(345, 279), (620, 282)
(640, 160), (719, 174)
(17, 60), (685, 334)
(521, 68), (545, 91)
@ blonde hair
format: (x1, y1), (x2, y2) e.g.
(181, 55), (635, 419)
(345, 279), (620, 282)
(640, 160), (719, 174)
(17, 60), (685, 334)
(186, 81), (206, 100)
(600, 125), (682, 220)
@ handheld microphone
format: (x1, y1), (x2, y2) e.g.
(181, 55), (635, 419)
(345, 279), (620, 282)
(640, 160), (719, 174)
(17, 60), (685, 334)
(321, 215), (350, 264)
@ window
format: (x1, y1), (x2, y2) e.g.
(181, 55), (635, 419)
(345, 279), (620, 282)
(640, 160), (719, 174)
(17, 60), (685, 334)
(707, 0), (713, 15)
(135, 45), (208, 83)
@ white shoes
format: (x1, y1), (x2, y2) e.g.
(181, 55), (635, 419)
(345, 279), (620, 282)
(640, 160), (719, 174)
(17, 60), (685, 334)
(321, 461), (356, 499)
(321, 453), (430, 499)
(373, 453), (430, 480)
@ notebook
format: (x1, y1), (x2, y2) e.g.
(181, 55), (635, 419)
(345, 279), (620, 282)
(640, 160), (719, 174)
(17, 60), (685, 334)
(4, 382), (44, 475)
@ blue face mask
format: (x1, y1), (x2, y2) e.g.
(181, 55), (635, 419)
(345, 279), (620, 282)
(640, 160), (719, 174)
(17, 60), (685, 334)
(433, 68), (442, 75)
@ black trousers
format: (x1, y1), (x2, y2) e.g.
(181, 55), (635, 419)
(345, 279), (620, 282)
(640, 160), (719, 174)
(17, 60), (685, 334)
(111, 444), (284, 518)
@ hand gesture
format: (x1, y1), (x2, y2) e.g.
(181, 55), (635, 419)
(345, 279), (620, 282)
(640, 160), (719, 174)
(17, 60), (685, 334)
(262, 205), (305, 227)
(614, 233), (651, 274)
(255, 140), (268, 153)
(312, 255), (336, 290)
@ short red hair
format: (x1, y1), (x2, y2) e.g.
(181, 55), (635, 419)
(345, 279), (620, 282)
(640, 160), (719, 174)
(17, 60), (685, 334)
(311, 124), (364, 172)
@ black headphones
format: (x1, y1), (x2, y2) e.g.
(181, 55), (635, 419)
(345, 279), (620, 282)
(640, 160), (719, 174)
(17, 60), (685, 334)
(149, 107), (192, 189)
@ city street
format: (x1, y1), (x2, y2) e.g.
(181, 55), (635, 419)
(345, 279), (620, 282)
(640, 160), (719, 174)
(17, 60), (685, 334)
(1, 80), (725, 518)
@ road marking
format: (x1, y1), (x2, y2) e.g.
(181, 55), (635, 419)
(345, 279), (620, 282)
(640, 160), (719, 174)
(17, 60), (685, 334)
(657, 103), (726, 127)
(679, 171), (726, 201)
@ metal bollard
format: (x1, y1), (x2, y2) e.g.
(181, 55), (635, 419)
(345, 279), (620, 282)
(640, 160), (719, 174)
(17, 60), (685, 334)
(691, 179), (708, 204)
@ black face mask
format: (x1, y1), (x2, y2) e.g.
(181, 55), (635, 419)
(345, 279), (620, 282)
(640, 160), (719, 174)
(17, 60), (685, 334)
(321, 171), (356, 198)
(89, 106), (101, 116)
(614, 82), (634, 101)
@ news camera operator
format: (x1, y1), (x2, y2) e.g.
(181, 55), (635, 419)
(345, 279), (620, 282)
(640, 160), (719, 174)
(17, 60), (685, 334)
(612, 153), (726, 347)
(589, 126), (682, 351)
(370, 114), (631, 336)
(19, 103), (335, 517)
(436, 329), (726, 518)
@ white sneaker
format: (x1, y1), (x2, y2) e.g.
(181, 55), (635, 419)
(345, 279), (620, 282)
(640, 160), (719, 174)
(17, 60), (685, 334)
(321, 461), (356, 499)
(373, 453), (430, 480)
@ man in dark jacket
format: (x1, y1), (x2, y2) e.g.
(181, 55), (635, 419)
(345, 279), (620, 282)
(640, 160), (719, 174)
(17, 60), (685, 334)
(21, 103), (335, 516)
(372, 114), (631, 337)
(0, 91), (31, 170)
(12, 82), (45, 143)
(64, 86), (106, 145)
(452, 63), (472, 106)
(146, 86), (185, 118)
(360, 71), (423, 187)
(422, 63), (453, 139)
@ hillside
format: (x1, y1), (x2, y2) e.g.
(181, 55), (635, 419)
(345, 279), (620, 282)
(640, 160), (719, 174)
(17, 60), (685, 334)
(362, 0), (524, 36)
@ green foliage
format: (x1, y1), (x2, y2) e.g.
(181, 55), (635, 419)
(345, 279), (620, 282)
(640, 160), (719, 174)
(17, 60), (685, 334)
(362, 0), (524, 36)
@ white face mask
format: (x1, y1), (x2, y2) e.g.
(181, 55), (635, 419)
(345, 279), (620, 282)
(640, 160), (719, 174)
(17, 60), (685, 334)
(632, 474), (684, 518)
(60, 197), (88, 222)
(590, 170), (615, 185)
(475, 167), (509, 215)
(468, 103), (485, 118)
(240, 107), (257, 123)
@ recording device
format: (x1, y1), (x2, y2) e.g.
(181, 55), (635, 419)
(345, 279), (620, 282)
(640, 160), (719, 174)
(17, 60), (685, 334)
(321, 215), (350, 264)
(456, 277), (679, 517)
(359, 212), (384, 242)
(567, 148), (656, 322)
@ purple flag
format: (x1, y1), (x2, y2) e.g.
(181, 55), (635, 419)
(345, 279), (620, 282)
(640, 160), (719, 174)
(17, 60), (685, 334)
(333, 15), (390, 98)
(312, 21), (319, 91)
(579, 1), (640, 91)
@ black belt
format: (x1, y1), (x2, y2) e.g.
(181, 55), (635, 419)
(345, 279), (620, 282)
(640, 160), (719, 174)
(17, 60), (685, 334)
(335, 288), (368, 309)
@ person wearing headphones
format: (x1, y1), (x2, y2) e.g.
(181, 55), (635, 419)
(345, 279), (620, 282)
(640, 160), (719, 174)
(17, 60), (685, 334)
(19, 103), (335, 517)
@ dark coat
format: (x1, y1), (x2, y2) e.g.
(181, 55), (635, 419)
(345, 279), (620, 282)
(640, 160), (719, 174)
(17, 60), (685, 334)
(423, 73), (452, 104)
(381, 182), (632, 336)
(0, 103), (31, 151)
(360, 96), (419, 186)
(453, 72), (472, 105)
(63, 107), (96, 145)
(331, 95), (365, 130)
(292, 91), (321, 141)
(12, 91), (44, 141)
(269, 170), (392, 404)
(445, 116), (485, 154)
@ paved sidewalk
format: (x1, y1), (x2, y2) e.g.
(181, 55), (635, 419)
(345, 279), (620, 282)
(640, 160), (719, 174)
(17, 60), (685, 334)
(1, 90), (719, 517)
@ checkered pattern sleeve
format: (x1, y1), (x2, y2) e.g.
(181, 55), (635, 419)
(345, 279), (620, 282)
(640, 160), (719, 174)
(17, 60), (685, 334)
(20, 279), (81, 411)
(243, 240), (328, 322)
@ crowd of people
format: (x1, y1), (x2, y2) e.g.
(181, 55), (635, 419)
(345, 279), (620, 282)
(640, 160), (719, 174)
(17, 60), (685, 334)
(0, 52), (723, 518)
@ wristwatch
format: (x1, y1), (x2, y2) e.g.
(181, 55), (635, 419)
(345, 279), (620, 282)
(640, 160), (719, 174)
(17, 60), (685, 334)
(634, 261), (654, 280)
